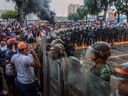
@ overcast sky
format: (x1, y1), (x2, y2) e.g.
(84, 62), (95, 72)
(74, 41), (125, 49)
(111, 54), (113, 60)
(0, 0), (15, 10)
(50, 0), (83, 16)
(0, 0), (83, 16)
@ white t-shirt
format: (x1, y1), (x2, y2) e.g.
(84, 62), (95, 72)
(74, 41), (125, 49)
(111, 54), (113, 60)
(11, 54), (35, 84)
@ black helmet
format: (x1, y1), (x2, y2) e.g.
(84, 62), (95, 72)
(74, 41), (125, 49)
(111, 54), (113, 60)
(90, 41), (111, 60)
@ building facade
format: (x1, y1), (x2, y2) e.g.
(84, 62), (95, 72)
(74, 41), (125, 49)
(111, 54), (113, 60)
(68, 4), (80, 16)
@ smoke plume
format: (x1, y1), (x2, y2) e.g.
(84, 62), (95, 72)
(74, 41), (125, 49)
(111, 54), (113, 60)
(24, 0), (56, 23)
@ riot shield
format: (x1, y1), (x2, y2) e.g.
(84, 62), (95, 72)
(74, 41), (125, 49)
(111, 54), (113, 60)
(40, 36), (69, 96)
(49, 57), (67, 96)
(110, 75), (118, 96)
(40, 36), (50, 96)
(63, 57), (112, 96)
(86, 71), (111, 96)
(62, 56), (89, 96)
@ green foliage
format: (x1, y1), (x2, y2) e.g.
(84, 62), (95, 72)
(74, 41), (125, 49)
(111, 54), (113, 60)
(68, 4), (89, 21)
(84, 0), (103, 15)
(1, 11), (19, 19)
(7, 0), (28, 26)
(82, 0), (128, 22)
(77, 5), (88, 19)
(114, 0), (128, 15)
(83, 0), (115, 21)
(68, 13), (80, 21)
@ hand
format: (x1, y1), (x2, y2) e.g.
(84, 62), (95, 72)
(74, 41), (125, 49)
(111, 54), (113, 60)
(29, 45), (35, 54)
(12, 44), (16, 52)
(27, 44), (33, 50)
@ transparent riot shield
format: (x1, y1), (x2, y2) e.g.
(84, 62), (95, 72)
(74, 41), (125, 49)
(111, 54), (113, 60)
(110, 75), (118, 96)
(87, 71), (111, 96)
(49, 56), (66, 96)
(40, 36), (68, 96)
(62, 57), (88, 96)
(63, 57), (112, 96)
(40, 37), (50, 96)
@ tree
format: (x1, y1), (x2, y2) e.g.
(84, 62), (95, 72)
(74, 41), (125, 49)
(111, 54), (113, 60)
(84, 0), (113, 21)
(7, 0), (55, 25)
(112, 0), (123, 22)
(68, 5), (88, 21)
(77, 5), (88, 20)
(68, 13), (80, 21)
(84, 0), (102, 15)
(1, 10), (19, 20)
(119, 0), (128, 22)
(7, 0), (29, 27)
(113, 0), (128, 22)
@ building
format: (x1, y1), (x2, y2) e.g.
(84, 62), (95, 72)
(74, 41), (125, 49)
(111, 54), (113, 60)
(106, 4), (117, 21)
(95, 4), (117, 22)
(68, 4), (80, 16)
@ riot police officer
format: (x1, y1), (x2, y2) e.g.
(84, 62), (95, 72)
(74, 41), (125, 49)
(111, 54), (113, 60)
(85, 41), (112, 96)
(48, 43), (66, 96)
(113, 62), (128, 96)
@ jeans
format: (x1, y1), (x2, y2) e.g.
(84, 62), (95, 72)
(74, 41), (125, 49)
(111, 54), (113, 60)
(0, 77), (3, 92)
(5, 75), (15, 96)
(15, 79), (38, 96)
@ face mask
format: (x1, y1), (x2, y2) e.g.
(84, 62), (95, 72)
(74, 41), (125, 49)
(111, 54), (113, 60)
(1, 46), (7, 51)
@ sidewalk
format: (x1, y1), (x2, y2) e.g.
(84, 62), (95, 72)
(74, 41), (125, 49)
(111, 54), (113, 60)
(75, 41), (128, 50)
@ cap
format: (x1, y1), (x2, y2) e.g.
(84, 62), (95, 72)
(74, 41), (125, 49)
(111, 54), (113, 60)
(7, 38), (18, 45)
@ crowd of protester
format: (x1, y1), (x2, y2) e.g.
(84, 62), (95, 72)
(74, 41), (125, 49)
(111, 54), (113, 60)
(0, 22), (128, 96)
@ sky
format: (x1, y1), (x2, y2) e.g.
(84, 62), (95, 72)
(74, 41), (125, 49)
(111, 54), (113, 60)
(0, 0), (83, 17)
(0, 0), (15, 10)
(50, 0), (83, 16)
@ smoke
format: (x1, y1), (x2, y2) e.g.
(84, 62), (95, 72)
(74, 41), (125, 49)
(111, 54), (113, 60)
(24, 0), (56, 23)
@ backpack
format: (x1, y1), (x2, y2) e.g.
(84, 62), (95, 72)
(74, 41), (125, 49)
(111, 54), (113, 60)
(5, 63), (15, 76)
(5, 50), (16, 76)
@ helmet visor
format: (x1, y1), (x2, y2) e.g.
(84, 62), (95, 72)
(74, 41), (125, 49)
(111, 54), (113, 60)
(85, 46), (95, 60)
